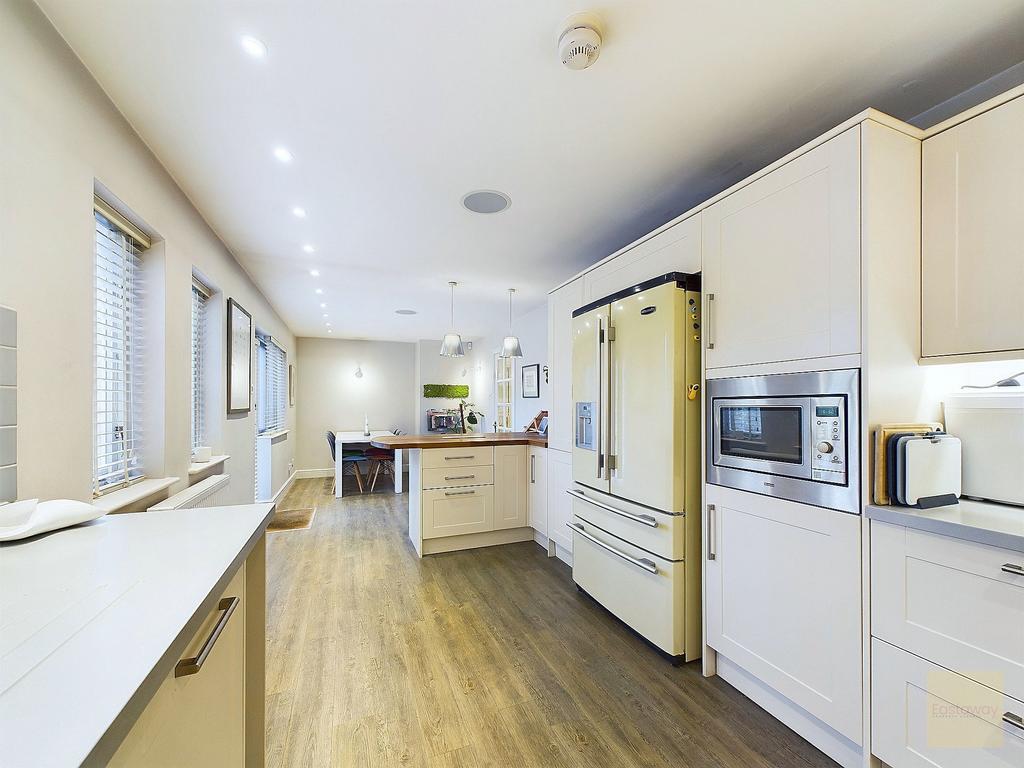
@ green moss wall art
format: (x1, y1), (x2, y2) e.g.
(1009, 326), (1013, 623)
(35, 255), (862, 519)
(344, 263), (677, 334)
(423, 384), (469, 399)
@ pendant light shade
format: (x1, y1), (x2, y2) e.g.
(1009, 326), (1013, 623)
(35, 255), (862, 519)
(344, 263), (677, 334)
(439, 281), (465, 357)
(498, 288), (523, 358)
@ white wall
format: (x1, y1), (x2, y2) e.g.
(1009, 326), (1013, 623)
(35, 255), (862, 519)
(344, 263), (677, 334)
(295, 337), (417, 470)
(415, 338), (493, 432)
(0, 0), (295, 505)
(511, 302), (550, 431)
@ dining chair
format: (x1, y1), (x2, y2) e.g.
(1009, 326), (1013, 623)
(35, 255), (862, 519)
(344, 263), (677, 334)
(325, 431), (370, 494)
(365, 427), (402, 492)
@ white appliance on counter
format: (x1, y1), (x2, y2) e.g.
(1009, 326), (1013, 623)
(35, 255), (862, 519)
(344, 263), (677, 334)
(569, 272), (702, 662)
(944, 390), (1024, 507)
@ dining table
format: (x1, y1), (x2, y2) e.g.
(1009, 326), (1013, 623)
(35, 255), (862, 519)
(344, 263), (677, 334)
(334, 430), (403, 498)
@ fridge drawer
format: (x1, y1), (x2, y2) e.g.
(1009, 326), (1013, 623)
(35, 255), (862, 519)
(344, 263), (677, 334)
(569, 486), (683, 560)
(421, 465), (494, 490)
(569, 517), (685, 656)
(422, 486), (494, 539)
(872, 637), (1024, 767)
(422, 446), (494, 469)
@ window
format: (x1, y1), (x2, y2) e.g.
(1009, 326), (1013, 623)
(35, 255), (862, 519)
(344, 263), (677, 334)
(494, 355), (514, 432)
(190, 279), (210, 450)
(93, 206), (147, 494)
(256, 332), (286, 435)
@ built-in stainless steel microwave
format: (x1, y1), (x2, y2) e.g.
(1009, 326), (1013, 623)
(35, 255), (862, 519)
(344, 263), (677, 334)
(706, 369), (860, 514)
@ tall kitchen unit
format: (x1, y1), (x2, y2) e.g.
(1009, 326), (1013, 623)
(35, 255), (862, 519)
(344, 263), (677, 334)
(568, 272), (702, 661)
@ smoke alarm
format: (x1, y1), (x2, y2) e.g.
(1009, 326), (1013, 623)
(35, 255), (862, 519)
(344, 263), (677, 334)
(558, 15), (603, 71)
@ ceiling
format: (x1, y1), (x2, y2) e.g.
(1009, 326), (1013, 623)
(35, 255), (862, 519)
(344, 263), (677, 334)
(37, 0), (1024, 341)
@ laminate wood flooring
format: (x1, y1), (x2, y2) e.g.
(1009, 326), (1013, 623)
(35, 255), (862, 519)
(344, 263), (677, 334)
(267, 478), (839, 767)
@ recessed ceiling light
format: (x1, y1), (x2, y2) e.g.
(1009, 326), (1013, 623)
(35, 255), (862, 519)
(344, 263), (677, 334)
(322, 313), (328, 318)
(309, 269), (320, 277)
(302, 244), (315, 253)
(292, 206), (307, 218)
(395, 309), (417, 315)
(315, 288), (323, 295)
(327, 329), (333, 333)
(325, 322), (332, 327)
(462, 190), (511, 214)
(273, 146), (293, 163)
(319, 302), (327, 309)
(240, 35), (267, 58)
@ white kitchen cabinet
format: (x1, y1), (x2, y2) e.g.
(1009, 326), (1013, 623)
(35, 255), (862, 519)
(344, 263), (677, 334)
(421, 484), (495, 539)
(704, 484), (862, 743)
(872, 638), (1024, 768)
(493, 445), (528, 530)
(109, 565), (247, 768)
(922, 93), (1024, 359)
(582, 212), (701, 301)
(702, 126), (861, 370)
(872, 520), (1024, 701)
(547, 277), (585, 454)
(546, 448), (573, 556)
(528, 446), (548, 536)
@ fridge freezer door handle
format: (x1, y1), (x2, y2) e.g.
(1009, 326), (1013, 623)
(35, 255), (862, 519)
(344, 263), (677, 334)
(596, 315), (606, 480)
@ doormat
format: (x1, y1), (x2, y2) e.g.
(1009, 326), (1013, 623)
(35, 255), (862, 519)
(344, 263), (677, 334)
(268, 507), (316, 532)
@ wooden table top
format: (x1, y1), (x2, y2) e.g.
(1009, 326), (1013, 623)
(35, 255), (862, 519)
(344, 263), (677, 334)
(370, 432), (548, 449)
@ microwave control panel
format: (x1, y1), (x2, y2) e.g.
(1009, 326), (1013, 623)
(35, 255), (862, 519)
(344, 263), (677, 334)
(811, 397), (847, 484)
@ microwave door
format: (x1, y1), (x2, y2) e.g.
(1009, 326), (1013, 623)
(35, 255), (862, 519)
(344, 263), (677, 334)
(571, 303), (611, 492)
(713, 397), (813, 481)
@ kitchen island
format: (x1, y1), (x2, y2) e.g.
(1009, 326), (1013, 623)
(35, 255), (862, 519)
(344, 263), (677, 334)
(0, 503), (272, 768)
(371, 432), (547, 555)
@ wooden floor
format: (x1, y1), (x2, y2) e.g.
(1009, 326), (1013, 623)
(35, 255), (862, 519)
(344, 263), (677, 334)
(267, 478), (838, 768)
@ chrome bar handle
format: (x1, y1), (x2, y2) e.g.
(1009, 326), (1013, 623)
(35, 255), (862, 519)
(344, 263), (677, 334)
(707, 504), (717, 561)
(706, 293), (715, 350)
(566, 489), (658, 528)
(444, 475), (475, 481)
(1001, 563), (1024, 577)
(175, 596), (240, 677)
(444, 455), (475, 461)
(596, 315), (606, 480)
(1002, 712), (1024, 732)
(530, 454), (535, 484)
(567, 522), (657, 574)
(444, 489), (476, 496)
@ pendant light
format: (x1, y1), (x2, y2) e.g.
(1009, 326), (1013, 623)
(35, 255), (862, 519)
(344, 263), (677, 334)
(500, 288), (523, 358)
(439, 281), (466, 357)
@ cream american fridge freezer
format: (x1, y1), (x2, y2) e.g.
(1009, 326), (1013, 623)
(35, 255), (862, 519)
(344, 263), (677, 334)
(568, 272), (702, 661)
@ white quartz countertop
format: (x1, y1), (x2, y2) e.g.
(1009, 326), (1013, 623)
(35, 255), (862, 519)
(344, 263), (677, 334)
(866, 499), (1024, 553)
(0, 503), (274, 768)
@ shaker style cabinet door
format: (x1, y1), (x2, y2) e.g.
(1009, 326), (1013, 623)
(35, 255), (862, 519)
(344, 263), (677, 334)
(922, 94), (1024, 359)
(528, 446), (548, 536)
(702, 126), (861, 370)
(493, 446), (529, 530)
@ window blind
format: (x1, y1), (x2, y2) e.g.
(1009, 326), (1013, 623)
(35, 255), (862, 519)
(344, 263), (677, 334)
(190, 279), (210, 450)
(94, 209), (144, 494)
(257, 333), (286, 435)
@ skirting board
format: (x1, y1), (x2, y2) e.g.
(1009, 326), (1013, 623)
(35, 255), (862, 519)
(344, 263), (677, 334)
(716, 655), (862, 768)
(269, 471), (297, 504)
(294, 467), (409, 479)
(421, 527), (535, 555)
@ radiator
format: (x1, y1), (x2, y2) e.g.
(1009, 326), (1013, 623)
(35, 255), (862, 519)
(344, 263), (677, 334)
(149, 474), (231, 511)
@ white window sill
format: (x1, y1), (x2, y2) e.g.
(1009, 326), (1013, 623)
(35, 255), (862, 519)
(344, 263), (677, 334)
(257, 429), (289, 441)
(188, 454), (230, 477)
(93, 477), (179, 514)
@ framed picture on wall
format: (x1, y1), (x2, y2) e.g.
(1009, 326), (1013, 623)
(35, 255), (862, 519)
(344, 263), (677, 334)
(226, 298), (252, 414)
(522, 363), (540, 398)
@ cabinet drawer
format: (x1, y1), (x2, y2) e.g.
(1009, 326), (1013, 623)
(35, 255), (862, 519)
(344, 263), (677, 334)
(872, 521), (1024, 700)
(872, 637), (1024, 768)
(569, 486), (683, 560)
(109, 565), (246, 767)
(421, 465), (493, 489)
(570, 517), (685, 656)
(422, 485), (494, 539)
(421, 446), (494, 469)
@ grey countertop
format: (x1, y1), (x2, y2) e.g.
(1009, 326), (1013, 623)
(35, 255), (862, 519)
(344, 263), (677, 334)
(0, 503), (274, 767)
(866, 499), (1024, 553)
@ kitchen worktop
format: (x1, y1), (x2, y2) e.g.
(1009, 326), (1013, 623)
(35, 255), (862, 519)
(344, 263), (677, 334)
(866, 499), (1024, 553)
(0, 503), (273, 767)
(371, 431), (548, 449)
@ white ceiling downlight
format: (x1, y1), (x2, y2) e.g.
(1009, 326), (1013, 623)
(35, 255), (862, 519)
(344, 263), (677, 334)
(558, 14), (603, 71)
(273, 146), (293, 163)
(462, 190), (511, 214)
(395, 309), (417, 315)
(239, 35), (267, 58)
